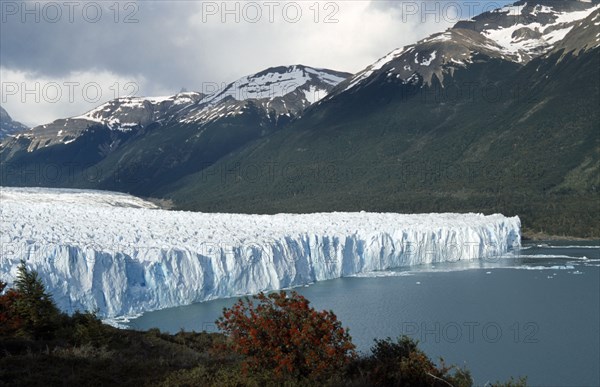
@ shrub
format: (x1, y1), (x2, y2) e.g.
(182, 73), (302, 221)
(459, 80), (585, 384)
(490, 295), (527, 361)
(364, 336), (473, 387)
(69, 310), (109, 346)
(0, 281), (24, 336)
(216, 291), (356, 381)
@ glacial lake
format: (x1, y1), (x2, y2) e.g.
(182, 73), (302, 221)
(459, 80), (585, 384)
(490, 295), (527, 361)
(126, 242), (600, 386)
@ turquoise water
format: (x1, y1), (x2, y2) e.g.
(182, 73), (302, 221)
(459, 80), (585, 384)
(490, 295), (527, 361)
(127, 242), (600, 386)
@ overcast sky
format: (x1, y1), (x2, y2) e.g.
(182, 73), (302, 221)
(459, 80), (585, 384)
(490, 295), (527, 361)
(1, 0), (512, 126)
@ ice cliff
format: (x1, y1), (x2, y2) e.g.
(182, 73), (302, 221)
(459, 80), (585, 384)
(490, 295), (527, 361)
(0, 187), (521, 319)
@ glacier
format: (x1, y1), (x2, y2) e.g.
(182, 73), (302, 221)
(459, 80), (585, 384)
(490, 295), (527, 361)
(0, 187), (521, 319)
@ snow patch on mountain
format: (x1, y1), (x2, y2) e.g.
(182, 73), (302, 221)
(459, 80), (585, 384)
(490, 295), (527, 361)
(531, 4), (554, 16)
(199, 65), (347, 106)
(331, 1), (599, 97)
(341, 47), (406, 93)
(74, 92), (206, 130)
(179, 65), (349, 124)
(480, 2), (599, 61)
(0, 187), (521, 319)
(302, 86), (329, 104)
(417, 51), (437, 66)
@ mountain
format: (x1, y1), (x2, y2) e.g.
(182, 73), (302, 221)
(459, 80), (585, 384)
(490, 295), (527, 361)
(1, 1), (598, 237)
(0, 65), (351, 193)
(159, 1), (600, 237)
(0, 106), (28, 139)
(4, 65), (348, 152)
(324, 0), (599, 99)
(19, 92), (206, 152)
(178, 65), (349, 123)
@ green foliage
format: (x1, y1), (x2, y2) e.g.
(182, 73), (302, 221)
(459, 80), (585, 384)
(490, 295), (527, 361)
(164, 49), (600, 238)
(354, 336), (473, 387)
(60, 310), (110, 346)
(11, 261), (61, 339)
(371, 335), (418, 362)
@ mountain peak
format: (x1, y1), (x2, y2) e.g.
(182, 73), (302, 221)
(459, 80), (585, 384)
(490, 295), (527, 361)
(0, 106), (28, 140)
(177, 65), (351, 124)
(201, 65), (350, 106)
(457, 0), (600, 62)
(326, 0), (599, 98)
(2, 65), (350, 152)
(74, 91), (206, 129)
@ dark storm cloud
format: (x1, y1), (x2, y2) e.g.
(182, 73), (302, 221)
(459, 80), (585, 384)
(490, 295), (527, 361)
(1, 1), (203, 90)
(0, 0), (513, 124)
(2, 1), (518, 90)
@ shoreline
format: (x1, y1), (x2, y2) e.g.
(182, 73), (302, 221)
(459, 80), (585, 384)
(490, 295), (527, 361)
(521, 230), (600, 242)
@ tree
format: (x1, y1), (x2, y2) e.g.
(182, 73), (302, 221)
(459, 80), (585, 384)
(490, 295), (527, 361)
(216, 291), (356, 380)
(366, 336), (472, 387)
(12, 261), (60, 339)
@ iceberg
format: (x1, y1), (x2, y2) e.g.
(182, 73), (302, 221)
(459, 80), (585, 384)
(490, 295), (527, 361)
(0, 187), (521, 319)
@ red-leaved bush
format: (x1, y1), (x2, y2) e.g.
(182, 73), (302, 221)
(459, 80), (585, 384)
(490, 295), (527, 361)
(216, 291), (356, 380)
(0, 281), (24, 336)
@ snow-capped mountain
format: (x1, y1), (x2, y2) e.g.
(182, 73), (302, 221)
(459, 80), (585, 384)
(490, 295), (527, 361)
(550, 5), (600, 54)
(205, 65), (347, 105)
(0, 187), (521, 319)
(5, 92), (205, 153)
(170, 0), (599, 237)
(458, 0), (599, 61)
(77, 92), (206, 129)
(0, 65), (350, 193)
(178, 65), (349, 124)
(2, 65), (349, 153)
(326, 0), (599, 97)
(0, 106), (28, 140)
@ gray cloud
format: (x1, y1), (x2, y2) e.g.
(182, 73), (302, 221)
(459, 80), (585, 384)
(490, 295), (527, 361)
(1, 0), (513, 125)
